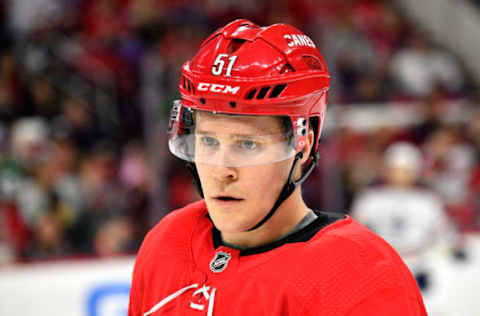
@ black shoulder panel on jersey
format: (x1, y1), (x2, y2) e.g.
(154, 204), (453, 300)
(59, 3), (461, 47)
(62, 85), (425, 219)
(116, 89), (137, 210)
(212, 210), (346, 256)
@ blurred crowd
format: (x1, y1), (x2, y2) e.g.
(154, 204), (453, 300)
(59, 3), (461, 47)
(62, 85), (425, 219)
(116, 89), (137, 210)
(0, 0), (479, 265)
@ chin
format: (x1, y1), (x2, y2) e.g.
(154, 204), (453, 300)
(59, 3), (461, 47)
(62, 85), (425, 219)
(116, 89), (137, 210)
(208, 212), (252, 233)
(205, 199), (264, 232)
(210, 217), (243, 233)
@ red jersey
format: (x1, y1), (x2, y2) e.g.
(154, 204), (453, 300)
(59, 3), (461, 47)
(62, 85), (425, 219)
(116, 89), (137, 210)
(128, 200), (427, 316)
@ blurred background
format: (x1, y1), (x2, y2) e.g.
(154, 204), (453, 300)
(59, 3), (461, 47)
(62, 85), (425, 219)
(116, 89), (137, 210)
(0, 0), (479, 315)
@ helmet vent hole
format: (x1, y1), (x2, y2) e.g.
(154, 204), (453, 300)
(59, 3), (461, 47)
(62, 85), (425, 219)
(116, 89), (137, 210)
(279, 63), (295, 74)
(184, 79), (195, 94)
(302, 55), (323, 70)
(245, 88), (257, 100)
(228, 39), (246, 54)
(269, 84), (287, 98)
(256, 86), (271, 99)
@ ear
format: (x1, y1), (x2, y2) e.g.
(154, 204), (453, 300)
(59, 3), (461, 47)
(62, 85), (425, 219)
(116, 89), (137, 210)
(300, 130), (314, 165)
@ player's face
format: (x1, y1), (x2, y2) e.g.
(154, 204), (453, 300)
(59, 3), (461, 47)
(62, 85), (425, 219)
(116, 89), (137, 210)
(195, 112), (294, 233)
(386, 166), (416, 187)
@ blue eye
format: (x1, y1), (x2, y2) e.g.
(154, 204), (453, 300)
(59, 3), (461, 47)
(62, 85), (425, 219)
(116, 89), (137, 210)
(201, 136), (219, 147)
(237, 139), (258, 151)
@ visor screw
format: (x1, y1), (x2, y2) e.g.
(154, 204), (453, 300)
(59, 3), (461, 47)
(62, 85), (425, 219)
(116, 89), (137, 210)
(296, 118), (307, 127)
(229, 101), (236, 108)
(200, 98), (206, 104)
(297, 127), (307, 136)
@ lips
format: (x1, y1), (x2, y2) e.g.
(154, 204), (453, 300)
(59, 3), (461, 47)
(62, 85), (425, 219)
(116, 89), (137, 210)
(211, 193), (244, 204)
(213, 196), (243, 201)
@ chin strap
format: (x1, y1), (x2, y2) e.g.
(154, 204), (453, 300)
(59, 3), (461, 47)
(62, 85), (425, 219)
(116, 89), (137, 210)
(247, 150), (318, 231)
(186, 162), (204, 198)
(185, 150), (319, 232)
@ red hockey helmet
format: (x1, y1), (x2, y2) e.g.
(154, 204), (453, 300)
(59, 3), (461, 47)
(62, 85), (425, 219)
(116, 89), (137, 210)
(169, 19), (330, 167)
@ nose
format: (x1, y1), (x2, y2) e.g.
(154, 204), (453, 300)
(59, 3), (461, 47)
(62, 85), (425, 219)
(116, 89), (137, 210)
(211, 149), (239, 182)
(212, 164), (238, 182)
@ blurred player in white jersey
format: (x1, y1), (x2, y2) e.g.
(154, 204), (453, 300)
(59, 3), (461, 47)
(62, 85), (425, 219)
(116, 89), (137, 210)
(352, 142), (457, 286)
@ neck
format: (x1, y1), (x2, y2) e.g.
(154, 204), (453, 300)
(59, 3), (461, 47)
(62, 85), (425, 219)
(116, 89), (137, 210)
(220, 187), (310, 249)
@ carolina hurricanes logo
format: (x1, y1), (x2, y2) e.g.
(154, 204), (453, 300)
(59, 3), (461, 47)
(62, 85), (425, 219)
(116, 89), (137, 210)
(209, 251), (231, 273)
(283, 34), (316, 48)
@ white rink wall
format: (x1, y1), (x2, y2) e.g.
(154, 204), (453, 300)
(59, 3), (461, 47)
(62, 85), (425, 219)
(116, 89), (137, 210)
(0, 236), (480, 316)
(421, 233), (480, 316)
(0, 257), (134, 316)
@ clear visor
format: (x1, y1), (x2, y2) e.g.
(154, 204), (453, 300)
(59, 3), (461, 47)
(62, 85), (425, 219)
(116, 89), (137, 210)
(168, 101), (297, 167)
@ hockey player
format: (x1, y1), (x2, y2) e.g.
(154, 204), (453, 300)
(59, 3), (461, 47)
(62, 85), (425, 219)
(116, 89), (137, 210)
(352, 142), (457, 290)
(128, 20), (427, 316)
